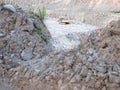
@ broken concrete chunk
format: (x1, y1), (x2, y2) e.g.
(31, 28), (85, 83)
(0, 33), (6, 38)
(109, 74), (120, 84)
(33, 19), (42, 29)
(108, 20), (120, 28)
(101, 86), (107, 90)
(21, 18), (34, 33)
(80, 66), (88, 77)
(95, 65), (107, 73)
(2, 4), (16, 13)
(0, 39), (6, 49)
(0, 59), (3, 64)
(21, 48), (33, 60)
(87, 56), (95, 63)
(87, 48), (95, 55)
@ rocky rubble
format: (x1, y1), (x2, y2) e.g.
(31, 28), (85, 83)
(0, 4), (51, 62)
(0, 4), (120, 90)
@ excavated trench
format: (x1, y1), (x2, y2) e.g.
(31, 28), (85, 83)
(0, 1), (120, 90)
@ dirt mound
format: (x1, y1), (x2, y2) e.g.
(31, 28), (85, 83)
(0, 4), (51, 62)
(33, 20), (120, 90)
(0, 3), (120, 90)
(0, 4), (51, 89)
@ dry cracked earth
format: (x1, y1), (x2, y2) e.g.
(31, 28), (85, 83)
(0, 3), (120, 90)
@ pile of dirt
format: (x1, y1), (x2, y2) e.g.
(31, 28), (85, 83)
(0, 3), (120, 90)
(0, 4), (51, 63)
(2, 19), (119, 90)
(32, 19), (120, 90)
(0, 4), (52, 89)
